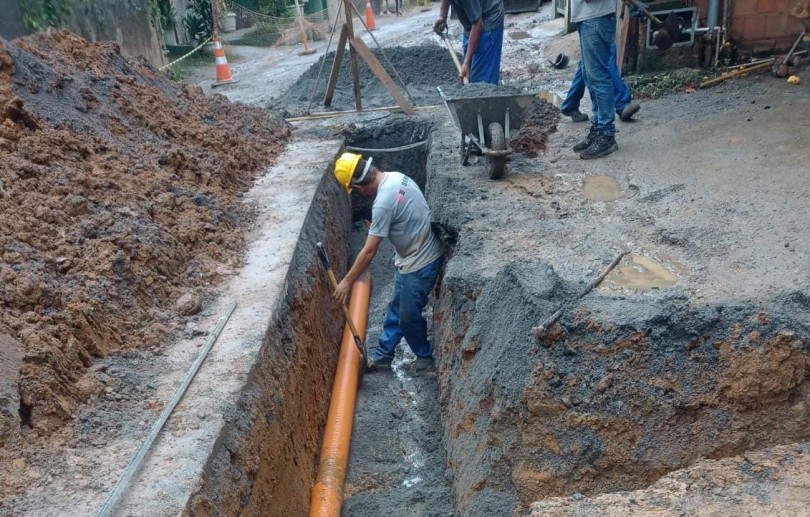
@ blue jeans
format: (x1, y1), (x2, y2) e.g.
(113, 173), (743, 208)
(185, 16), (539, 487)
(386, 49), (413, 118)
(560, 42), (631, 115)
(373, 255), (443, 361)
(577, 13), (616, 136)
(462, 25), (504, 85)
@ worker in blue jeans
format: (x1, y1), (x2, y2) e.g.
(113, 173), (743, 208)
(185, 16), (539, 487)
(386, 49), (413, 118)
(435, 0), (504, 84)
(571, 1), (621, 159)
(333, 152), (445, 372)
(560, 42), (640, 123)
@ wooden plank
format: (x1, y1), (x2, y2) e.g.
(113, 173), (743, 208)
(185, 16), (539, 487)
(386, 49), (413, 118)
(343, 0), (362, 111)
(617, 4), (630, 75)
(349, 37), (415, 115)
(323, 24), (349, 107)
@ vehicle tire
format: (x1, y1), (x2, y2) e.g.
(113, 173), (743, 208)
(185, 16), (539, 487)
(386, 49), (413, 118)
(487, 122), (506, 180)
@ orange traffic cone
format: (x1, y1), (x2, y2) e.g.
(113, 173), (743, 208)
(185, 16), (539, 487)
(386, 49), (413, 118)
(365, 0), (378, 30)
(211, 36), (239, 87)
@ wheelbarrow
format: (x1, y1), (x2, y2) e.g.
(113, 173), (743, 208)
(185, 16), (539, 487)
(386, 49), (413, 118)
(438, 86), (537, 179)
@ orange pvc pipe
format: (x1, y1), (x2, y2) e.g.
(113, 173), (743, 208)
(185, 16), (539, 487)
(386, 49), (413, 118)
(309, 272), (371, 517)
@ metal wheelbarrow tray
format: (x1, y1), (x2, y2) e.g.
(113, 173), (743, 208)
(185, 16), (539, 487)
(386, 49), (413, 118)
(438, 86), (537, 179)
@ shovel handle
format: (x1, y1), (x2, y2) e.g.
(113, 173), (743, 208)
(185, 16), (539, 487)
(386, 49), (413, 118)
(436, 28), (469, 85)
(316, 242), (365, 352)
(624, 0), (663, 25)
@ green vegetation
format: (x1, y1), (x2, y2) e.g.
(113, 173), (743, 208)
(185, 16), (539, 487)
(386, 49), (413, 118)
(229, 22), (283, 46)
(625, 69), (707, 99)
(18, 0), (76, 30)
(162, 49), (210, 81)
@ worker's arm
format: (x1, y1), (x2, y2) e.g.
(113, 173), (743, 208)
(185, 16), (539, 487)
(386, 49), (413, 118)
(434, 0), (450, 31)
(334, 234), (383, 306)
(460, 17), (483, 82)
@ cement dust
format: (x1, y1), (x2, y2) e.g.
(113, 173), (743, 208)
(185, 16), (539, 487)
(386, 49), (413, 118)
(509, 31), (530, 40)
(582, 174), (623, 201)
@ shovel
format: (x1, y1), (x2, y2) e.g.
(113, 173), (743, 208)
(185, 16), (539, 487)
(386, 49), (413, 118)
(434, 26), (469, 85)
(624, 0), (682, 51)
(316, 242), (369, 369)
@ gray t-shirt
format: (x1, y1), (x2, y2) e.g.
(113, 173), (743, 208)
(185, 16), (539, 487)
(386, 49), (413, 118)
(450, 0), (504, 33)
(570, 0), (615, 23)
(369, 172), (444, 274)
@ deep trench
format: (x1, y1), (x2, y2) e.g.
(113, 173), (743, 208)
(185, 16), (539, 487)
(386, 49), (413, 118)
(188, 116), (809, 516)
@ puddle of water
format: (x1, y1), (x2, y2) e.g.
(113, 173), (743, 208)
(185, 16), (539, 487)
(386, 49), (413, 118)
(610, 254), (678, 291)
(582, 175), (623, 201)
(509, 31), (530, 40)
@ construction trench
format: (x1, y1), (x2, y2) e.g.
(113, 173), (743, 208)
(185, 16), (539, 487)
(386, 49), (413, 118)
(1, 7), (810, 517)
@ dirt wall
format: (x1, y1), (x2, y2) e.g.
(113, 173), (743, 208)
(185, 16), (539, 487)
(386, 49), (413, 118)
(187, 166), (352, 515)
(433, 255), (808, 514)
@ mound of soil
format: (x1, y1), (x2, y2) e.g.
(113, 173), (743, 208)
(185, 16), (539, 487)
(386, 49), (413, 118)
(511, 99), (559, 157)
(0, 30), (289, 440)
(280, 45), (460, 113)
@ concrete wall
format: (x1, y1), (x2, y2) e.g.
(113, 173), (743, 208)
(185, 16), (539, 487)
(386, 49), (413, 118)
(692, 0), (804, 53)
(0, 0), (28, 40)
(0, 0), (164, 67)
(67, 0), (165, 67)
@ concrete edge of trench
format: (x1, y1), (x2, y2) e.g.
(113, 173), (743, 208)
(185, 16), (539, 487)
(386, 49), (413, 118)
(114, 136), (350, 516)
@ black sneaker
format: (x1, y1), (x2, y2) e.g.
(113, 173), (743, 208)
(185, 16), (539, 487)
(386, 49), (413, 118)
(405, 357), (435, 374)
(573, 126), (597, 152)
(619, 102), (640, 121)
(579, 132), (618, 160)
(561, 108), (590, 122)
(366, 356), (393, 372)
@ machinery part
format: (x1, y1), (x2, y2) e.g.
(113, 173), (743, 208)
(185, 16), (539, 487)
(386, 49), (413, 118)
(487, 122), (506, 180)
(503, 0), (541, 14)
(548, 53), (570, 69)
(316, 242), (369, 368)
(624, 0), (679, 50)
(434, 26), (469, 84)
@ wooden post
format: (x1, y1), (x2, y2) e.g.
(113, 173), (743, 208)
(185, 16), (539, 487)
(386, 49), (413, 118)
(293, 0), (317, 56)
(344, 0), (363, 111)
(324, 25), (349, 106)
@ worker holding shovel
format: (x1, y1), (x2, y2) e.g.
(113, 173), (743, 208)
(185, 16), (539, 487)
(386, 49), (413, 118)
(333, 153), (445, 372)
(434, 0), (505, 84)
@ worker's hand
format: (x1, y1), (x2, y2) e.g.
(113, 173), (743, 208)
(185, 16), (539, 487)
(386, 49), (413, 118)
(459, 62), (470, 83)
(433, 17), (447, 34)
(334, 278), (351, 306)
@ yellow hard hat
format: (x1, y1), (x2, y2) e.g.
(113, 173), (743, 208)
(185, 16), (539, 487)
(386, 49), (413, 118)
(334, 152), (362, 193)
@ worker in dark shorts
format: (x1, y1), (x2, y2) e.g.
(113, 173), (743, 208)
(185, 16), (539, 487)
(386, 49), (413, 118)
(333, 152), (445, 372)
(434, 0), (504, 84)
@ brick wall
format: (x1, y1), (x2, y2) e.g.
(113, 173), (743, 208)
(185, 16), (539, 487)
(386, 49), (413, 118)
(730, 0), (804, 53)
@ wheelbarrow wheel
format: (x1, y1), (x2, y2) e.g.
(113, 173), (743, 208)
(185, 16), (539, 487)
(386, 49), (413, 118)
(487, 122), (506, 180)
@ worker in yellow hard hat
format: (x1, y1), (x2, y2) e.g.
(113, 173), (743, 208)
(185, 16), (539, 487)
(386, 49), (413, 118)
(332, 152), (445, 373)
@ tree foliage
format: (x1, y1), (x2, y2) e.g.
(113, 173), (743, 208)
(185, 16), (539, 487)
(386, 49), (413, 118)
(18, 0), (74, 30)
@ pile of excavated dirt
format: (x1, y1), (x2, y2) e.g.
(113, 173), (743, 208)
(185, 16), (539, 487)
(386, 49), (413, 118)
(278, 45), (459, 114)
(511, 98), (559, 157)
(0, 28), (289, 455)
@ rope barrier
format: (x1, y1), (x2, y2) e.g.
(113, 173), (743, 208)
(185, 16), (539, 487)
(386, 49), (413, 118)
(159, 35), (213, 71)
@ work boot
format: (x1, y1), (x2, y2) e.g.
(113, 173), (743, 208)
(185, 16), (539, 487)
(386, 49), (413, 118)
(405, 356), (435, 374)
(619, 101), (640, 121)
(573, 126), (597, 152)
(579, 132), (618, 160)
(561, 108), (590, 122)
(366, 355), (393, 372)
